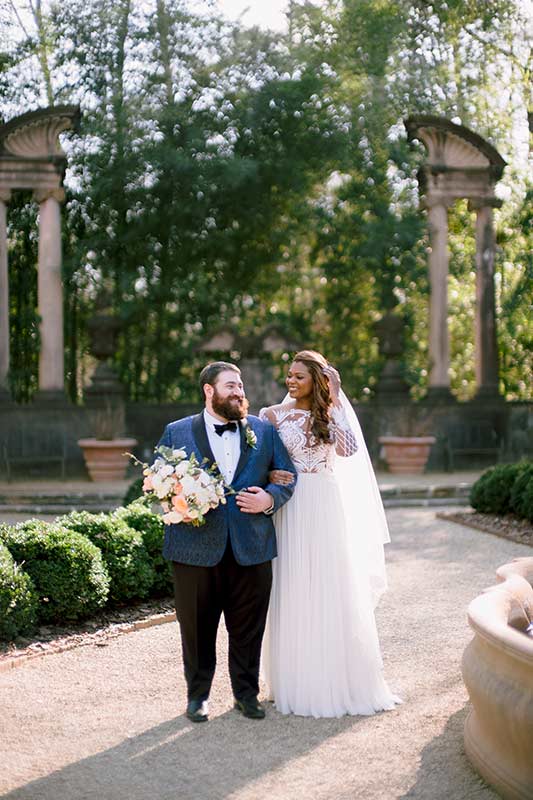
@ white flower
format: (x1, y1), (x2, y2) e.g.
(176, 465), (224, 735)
(163, 511), (184, 524)
(199, 471), (213, 486)
(179, 475), (197, 495)
(152, 474), (175, 498)
(193, 486), (206, 501)
(158, 463), (174, 478)
(172, 448), (187, 459)
(154, 483), (172, 500)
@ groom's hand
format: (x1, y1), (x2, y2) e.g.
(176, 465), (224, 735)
(236, 487), (274, 514)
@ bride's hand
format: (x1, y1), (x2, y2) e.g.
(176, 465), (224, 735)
(268, 469), (294, 485)
(323, 364), (342, 406)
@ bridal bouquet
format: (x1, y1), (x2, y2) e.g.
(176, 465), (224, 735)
(131, 446), (228, 526)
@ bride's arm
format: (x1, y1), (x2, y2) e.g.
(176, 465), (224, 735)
(330, 405), (358, 457)
(323, 364), (358, 457)
(259, 407), (276, 426)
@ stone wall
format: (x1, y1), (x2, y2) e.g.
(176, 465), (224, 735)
(0, 398), (531, 479)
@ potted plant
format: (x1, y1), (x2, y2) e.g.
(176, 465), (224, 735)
(77, 292), (137, 482)
(78, 400), (137, 482)
(378, 407), (436, 474)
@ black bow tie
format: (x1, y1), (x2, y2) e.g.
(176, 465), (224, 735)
(214, 421), (238, 436)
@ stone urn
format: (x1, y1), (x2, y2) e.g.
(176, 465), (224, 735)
(77, 438), (137, 482)
(374, 311), (410, 399)
(378, 436), (436, 474)
(462, 557), (533, 799)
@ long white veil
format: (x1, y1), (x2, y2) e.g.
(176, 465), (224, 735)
(334, 389), (390, 608)
(283, 389), (390, 608)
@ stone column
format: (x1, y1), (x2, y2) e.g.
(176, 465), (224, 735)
(472, 202), (500, 397)
(427, 200), (453, 399)
(0, 189), (11, 401)
(35, 188), (66, 401)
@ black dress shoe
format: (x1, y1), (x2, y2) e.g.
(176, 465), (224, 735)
(186, 699), (209, 723)
(234, 697), (266, 719)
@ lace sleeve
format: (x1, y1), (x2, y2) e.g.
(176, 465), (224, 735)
(330, 405), (358, 457)
(259, 406), (278, 428)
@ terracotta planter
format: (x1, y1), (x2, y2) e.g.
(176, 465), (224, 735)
(378, 436), (436, 474)
(462, 557), (533, 799)
(77, 438), (138, 482)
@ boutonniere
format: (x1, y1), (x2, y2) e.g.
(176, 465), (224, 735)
(242, 419), (257, 449)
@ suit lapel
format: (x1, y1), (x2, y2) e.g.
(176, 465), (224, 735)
(233, 420), (253, 481)
(191, 413), (216, 466)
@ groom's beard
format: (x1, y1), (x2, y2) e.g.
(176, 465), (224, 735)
(212, 389), (249, 421)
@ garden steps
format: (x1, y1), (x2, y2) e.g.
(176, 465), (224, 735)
(379, 469), (482, 506)
(0, 480), (129, 514)
(0, 471), (483, 514)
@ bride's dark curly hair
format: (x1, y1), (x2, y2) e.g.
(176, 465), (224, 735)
(292, 350), (332, 444)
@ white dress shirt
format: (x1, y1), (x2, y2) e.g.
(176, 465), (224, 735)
(204, 409), (241, 484)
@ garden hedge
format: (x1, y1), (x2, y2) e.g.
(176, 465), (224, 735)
(114, 501), (172, 595)
(469, 462), (531, 515)
(0, 521), (110, 624)
(509, 463), (533, 521)
(61, 511), (155, 602)
(0, 541), (38, 640)
(470, 460), (533, 522)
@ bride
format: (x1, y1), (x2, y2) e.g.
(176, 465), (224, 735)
(260, 350), (400, 718)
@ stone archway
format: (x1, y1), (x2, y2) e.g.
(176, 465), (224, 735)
(405, 115), (507, 399)
(0, 106), (80, 403)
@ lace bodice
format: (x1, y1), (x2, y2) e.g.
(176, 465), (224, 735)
(260, 404), (358, 474)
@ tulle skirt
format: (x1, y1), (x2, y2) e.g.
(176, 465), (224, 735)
(262, 472), (401, 718)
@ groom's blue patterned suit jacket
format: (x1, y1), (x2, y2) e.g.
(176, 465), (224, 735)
(157, 413), (297, 566)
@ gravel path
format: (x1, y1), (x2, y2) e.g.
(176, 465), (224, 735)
(2, 507), (531, 800)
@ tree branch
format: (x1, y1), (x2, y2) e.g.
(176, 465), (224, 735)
(464, 23), (525, 69)
(7, 0), (31, 39)
(28, 0), (54, 105)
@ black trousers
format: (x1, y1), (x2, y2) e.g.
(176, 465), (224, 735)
(171, 541), (272, 702)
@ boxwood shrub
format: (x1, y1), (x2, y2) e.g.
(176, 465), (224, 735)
(61, 511), (155, 603)
(114, 501), (172, 595)
(470, 462), (531, 515)
(0, 541), (38, 640)
(0, 521), (110, 624)
(510, 463), (533, 521)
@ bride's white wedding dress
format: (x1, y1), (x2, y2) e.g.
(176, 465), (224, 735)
(260, 402), (400, 718)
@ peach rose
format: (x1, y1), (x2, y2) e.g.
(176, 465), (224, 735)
(172, 493), (189, 514)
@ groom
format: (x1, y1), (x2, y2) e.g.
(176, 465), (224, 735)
(157, 361), (296, 722)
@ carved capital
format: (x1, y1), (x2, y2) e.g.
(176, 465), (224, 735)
(34, 187), (66, 204)
(422, 195), (454, 210)
(468, 197), (503, 211)
(0, 107), (80, 159)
